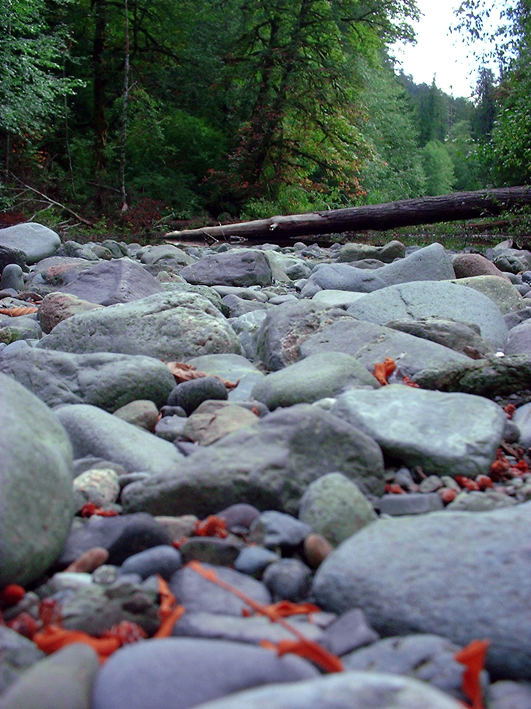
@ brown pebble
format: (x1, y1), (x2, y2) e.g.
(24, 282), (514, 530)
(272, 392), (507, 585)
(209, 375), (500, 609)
(303, 533), (334, 569)
(65, 546), (109, 573)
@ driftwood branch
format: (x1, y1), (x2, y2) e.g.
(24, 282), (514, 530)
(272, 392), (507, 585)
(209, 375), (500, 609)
(165, 186), (531, 243)
(9, 174), (94, 226)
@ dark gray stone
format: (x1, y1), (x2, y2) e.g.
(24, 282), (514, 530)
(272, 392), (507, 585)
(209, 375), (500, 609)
(0, 222), (61, 264)
(168, 376), (228, 414)
(120, 545), (182, 580)
(321, 608), (379, 656)
(180, 248), (273, 287)
(249, 511), (312, 549)
(505, 319), (531, 355)
(262, 558), (312, 602)
(0, 264), (24, 291)
(234, 546), (279, 577)
(0, 348), (175, 411)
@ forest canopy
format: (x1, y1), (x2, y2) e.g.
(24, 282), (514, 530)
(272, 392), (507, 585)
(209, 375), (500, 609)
(0, 0), (529, 229)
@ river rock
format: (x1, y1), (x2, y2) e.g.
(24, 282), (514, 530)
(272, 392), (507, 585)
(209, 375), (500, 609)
(193, 670), (463, 709)
(183, 400), (258, 445)
(55, 404), (183, 475)
(337, 240), (406, 263)
(0, 626), (45, 695)
(0, 373), (74, 586)
(56, 257), (165, 305)
(313, 502), (531, 679)
(346, 280), (507, 349)
(37, 290), (243, 359)
(300, 318), (468, 376)
(91, 637), (318, 709)
(452, 252), (511, 279)
(251, 352), (379, 409)
(385, 317), (493, 357)
(505, 319), (531, 355)
(331, 385), (505, 477)
(0, 643), (99, 709)
(180, 249), (273, 287)
(122, 404), (385, 517)
(449, 275), (523, 314)
(38, 291), (104, 333)
(0, 346), (175, 411)
(298, 473), (377, 546)
(256, 300), (351, 370)
(0, 222), (61, 264)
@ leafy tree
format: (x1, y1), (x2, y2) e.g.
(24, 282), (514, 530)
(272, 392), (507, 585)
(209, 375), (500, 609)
(472, 67), (497, 140)
(422, 140), (455, 195)
(446, 120), (483, 190)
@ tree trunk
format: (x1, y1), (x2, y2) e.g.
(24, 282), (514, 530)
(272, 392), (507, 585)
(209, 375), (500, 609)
(92, 0), (108, 207)
(165, 186), (531, 243)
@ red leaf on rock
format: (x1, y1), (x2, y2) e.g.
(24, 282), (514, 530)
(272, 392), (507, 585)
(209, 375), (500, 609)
(0, 584), (25, 605)
(454, 638), (490, 709)
(385, 483), (405, 494)
(439, 488), (457, 504)
(373, 357), (396, 385)
(79, 502), (118, 518)
(454, 475), (479, 491)
(165, 361), (239, 389)
(194, 515), (228, 538)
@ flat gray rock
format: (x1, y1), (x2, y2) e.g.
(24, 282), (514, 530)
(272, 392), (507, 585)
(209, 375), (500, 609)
(505, 319), (531, 355)
(347, 281), (507, 350)
(122, 404), (385, 517)
(449, 275), (524, 314)
(0, 347), (175, 411)
(0, 643), (99, 709)
(0, 373), (74, 586)
(55, 404), (183, 475)
(0, 626), (45, 695)
(37, 290), (243, 359)
(313, 502), (531, 679)
(251, 352), (379, 409)
(194, 670), (462, 709)
(91, 638), (318, 709)
(0, 222), (61, 264)
(57, 257), (165, 305)
(300, 318), (468, 376)
(331, 385), (505, 477)
(180, 248), (273, 287)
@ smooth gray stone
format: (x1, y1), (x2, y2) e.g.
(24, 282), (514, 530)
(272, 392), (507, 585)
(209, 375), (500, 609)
(37, 290), (243, 359)
(488, 680), (531, 709)
(169, 563), (271, 616)
(513, 402), (531, 448)
(91, 638), (318, 709)
(0, 373), (74, 586)
(251, 352), (379, 409)
(311, 290), (367, 308)
(347, 281), (507, 350)
(140, 243), (193, 267)
(193, 670), (462, 709)
(0, 244), (27, 270)
(55, 404), (183, 475)
(0, 626), (45, 695)
(313, 503), (531, 679)
(300, 318), (467, 376)
(262, 558), (312, 602)
(0, 643), (99, 709)
(256, 300), (351, 370)
(249, 511), (312, 549)
(0, 314), (42, 344)
(229, 310), (269, 361)
(298, 473), (377, 546)
(343, 634), (468, 700)
(57, 257), (165, 305)
(171, 611), (325, 645)
(306, 263), (387, 292)
(331, 385), (505, 477)
(0, 222), (61, 264)
(321, 608), (379, 655)
(180, 248), (273, 287)
(0, 263), (24, 290)
(120, 545), (182, 580)
(505, 319), (531, 355)
(234, 547), (279, 576)
(385, 317), (493, 357)
(168, 376), (228, 414)
(378, 493), (444, 516)
(0, 348), (175, 411)
(121, 404), (385, 517)
(337, 240), (406, 263)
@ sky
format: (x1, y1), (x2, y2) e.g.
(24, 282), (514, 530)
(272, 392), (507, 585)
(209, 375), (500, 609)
(392, 0), (500, 99)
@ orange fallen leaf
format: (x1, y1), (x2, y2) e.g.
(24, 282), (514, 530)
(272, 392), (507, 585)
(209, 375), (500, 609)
(154, 575), (185, 637)
(33, 624), (123, 662)
(373, 357), (396, 385)
(454, 638), (490, 709)
(0, 306), (38, 316)
(243, 601), (321, 619)
(165, 361), (239, 390)
(187, 560), (343, 673)
(194, 515), (228, 538)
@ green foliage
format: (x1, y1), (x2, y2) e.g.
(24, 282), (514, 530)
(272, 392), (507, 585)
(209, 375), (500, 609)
(446, 120), (484, 190)
(422, 140), (455, 195)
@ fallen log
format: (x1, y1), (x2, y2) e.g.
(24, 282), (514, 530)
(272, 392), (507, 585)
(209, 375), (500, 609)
(165, 186), (530, 243)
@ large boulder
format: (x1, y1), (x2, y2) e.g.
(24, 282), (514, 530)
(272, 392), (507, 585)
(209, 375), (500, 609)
(56, 257), (165, 305)
(346, 281), (507, 350)
(449, 275), (523, 314)
(0, 373), (74, 586)
(0, 222), (61, 265)
(331, 385), (505, 477)
(313, 503), (531, 679)
(37, 291), (243, 359)
(180, 249), (273, 287)
(0, 346), (175, 412)
(122, 404), (385, 517)
(299, 318), (468, 377)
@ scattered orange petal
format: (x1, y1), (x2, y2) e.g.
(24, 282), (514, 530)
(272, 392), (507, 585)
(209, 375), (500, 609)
(373, 357), (396, 385)
(401, 375), (420, 388)
(242, 601), (321, 619)
(194, 515), (228, 538)
(33, 625), (121, 662)
(385, 483), (405, 494)
(263, 638), (344, 673)
(454, 639), (490, 709)
(79, 502), (118, 518)
(0, 584), (26, 605)
(0, 306), (38, 316)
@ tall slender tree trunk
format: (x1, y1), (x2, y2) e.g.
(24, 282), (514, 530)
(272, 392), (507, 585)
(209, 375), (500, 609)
(92, 0), (107, 206)
(120, 0), (130, 213)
